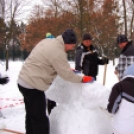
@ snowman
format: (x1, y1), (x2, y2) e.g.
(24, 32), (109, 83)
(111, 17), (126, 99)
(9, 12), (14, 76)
(46, 76), (112, 134)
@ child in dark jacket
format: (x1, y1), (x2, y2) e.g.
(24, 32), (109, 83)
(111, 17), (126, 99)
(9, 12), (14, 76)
(107, 64), (134, 134)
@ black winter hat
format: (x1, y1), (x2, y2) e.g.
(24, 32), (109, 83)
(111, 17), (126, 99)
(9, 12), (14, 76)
(116, 34), (128, 44)
(82, 33), (92, 41)
(62, 29), (77, 44)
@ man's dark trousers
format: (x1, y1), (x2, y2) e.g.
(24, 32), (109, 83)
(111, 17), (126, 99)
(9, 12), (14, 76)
(18, 84), (49, 134)
(47, 99), (56, 115)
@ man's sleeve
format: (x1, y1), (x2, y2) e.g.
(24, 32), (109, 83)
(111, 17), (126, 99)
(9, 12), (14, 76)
(75, 49), (83, 71)
(50, 50), (82, 83)
(107, 83), (122, 114)
(115, 55), (127, 79)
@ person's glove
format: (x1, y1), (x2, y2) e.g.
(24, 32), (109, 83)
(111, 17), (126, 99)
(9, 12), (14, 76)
(103, 57), (109, 64)
(0, 77), (9, 85)
(82, 76), (95, 83)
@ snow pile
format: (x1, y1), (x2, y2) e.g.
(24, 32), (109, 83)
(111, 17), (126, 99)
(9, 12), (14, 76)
(46, 76), (112, 134)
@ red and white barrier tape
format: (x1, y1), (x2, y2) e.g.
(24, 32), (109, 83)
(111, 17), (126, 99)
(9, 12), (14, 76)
(0, 98), (23, 101)
(0, 101), (24, 110)
(0, 128), (25, 134)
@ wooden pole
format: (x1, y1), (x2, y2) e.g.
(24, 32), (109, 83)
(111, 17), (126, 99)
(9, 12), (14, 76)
(103, 64), (107, 85)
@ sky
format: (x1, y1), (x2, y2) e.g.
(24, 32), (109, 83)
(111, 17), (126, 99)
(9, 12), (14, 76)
(33, 0), (42, 5)
(0, 60), (118, 133)
(16, 0), (43, 24)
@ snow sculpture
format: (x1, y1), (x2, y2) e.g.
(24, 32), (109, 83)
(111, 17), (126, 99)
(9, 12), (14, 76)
(46, 76), (112, 134)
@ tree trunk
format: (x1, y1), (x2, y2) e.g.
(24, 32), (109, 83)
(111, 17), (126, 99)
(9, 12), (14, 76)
(122, 0), (127, 36)
(130, 10), (134, 38)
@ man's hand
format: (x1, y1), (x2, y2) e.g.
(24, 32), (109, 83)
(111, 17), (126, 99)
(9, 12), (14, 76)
(114, 70), (118, 75)
(114, 70), (120, 81)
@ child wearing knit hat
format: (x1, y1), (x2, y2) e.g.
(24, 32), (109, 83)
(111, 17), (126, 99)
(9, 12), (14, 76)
(107, 64), (134, 134)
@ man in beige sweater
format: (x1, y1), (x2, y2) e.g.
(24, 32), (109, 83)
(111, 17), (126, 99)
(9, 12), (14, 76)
(17, 29), (93, 134)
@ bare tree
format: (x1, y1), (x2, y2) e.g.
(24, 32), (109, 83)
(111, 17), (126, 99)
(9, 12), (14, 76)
(130, 8), (134, 38)
(117, 0), (134, 38)
(122, 0), (127, 36)
(0, 0), (5, 19)
(4, 0), (30, 23)
(2, 0), (30, 64)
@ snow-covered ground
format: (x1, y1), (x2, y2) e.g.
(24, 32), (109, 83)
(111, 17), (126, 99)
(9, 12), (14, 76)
(0, 59), (119, 134)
